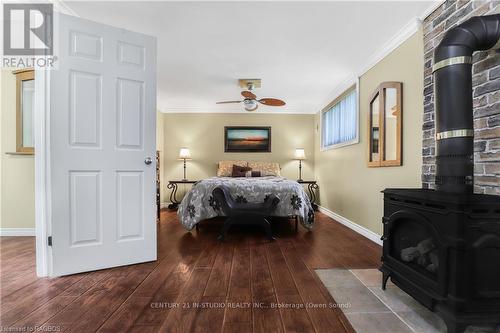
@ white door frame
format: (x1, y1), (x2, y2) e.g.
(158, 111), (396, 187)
(34, 68), (52, 277)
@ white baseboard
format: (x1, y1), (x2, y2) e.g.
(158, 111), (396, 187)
(0, 228), (36, 236)
(318, 206), (382, 246)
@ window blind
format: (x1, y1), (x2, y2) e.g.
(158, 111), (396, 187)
(322, 89), (357, 148)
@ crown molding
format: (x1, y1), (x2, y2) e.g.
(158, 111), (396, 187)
(160, 106), (316, 114)
(419, 0), (445, 21)
(356, 0), (443, 78)
(314, 75), (359, 115)
(356, 17), (422, 78)
(314, 0), (443, 114)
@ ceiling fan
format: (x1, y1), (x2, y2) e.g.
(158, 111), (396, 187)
(216, 79), (286, 112)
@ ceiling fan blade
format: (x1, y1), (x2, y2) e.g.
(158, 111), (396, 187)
(216, 100), (242, 104)
(258, 98), (286, 106)
(241, 90), (256, 99)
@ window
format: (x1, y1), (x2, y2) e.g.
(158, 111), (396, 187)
(14, 69), (35, 154)
(321, 86), (358, 149)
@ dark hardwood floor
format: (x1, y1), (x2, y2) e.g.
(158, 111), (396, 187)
(0, 210), (381, 332)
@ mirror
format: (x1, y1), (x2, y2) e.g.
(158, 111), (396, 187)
(367, 82), (402, 167)
(369, 93), (380, 165)
(384, 87), (398, 161)
(22, 79), (35, 148)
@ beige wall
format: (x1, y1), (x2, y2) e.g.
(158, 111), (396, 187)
(0, 70), (35, 229)
(314, 29), (424, 235)
(161, 113), (315, 202)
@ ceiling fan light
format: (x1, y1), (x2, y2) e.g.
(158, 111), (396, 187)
(243, 99), (258, 111)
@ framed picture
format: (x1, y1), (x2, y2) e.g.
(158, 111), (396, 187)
(224, 126), (271, 152)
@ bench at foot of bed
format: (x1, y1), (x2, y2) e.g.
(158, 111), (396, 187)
(217, 217), (275, 241)
(212, 185), (280, 241)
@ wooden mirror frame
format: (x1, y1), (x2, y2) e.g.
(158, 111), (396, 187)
(14, 69), (35, 154)
(367, 82), (402, 167)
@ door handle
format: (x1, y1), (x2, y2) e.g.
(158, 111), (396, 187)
(144, 157), (153, 165)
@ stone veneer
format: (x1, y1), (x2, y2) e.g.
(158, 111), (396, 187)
(422, 0), (500, 194)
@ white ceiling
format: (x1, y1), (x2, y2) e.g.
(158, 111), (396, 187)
(63, 1), (437, 114)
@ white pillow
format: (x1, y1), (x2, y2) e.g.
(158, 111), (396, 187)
(248, 161), (281, 176)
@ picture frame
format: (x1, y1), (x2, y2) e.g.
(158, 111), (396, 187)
(224, 126), (271, 152)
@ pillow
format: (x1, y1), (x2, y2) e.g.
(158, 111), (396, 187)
(248, 161), (281, 176)
(245, 170), (262, 177)
(232, 165), (252, 177)
(217, 160), (248, 177)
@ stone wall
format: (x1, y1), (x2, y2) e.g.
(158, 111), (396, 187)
(422, 0), (500, 194)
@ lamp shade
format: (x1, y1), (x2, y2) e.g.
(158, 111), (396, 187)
(179, 148), (191, 159)
(294, 148), (306, 160)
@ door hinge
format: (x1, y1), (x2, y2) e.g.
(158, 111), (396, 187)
(48, 236), (52, 246)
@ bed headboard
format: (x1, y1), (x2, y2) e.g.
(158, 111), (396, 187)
(217, 160), (281, 177)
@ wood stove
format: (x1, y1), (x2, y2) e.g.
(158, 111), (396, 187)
(381, 189), (500, 333)
(380, 14), (500, 333)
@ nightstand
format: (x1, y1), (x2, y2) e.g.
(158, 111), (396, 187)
(167, 180), (198, 209)
(297, 180), (319, 211)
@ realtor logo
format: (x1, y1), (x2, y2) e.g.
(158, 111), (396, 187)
(3, 3), (53, 55)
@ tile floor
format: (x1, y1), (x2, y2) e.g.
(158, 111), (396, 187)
(315, 268), (498, 333)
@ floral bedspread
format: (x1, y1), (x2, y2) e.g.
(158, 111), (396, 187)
(177, 176), (315, 231)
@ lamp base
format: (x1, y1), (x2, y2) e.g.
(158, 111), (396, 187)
(297, 160), (303, 183)
(297, 179), (303, 182)
(182, 159), (188, 182)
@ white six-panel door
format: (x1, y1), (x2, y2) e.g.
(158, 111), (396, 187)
(50, 14), (157, 276)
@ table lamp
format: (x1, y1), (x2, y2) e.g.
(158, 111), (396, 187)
(294, 148), (306, 181)
(178, 148), (191, 181)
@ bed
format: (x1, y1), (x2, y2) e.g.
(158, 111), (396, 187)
(177, 161), (315, 231)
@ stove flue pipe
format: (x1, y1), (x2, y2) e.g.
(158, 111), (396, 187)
(433, 14), (500, 193)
